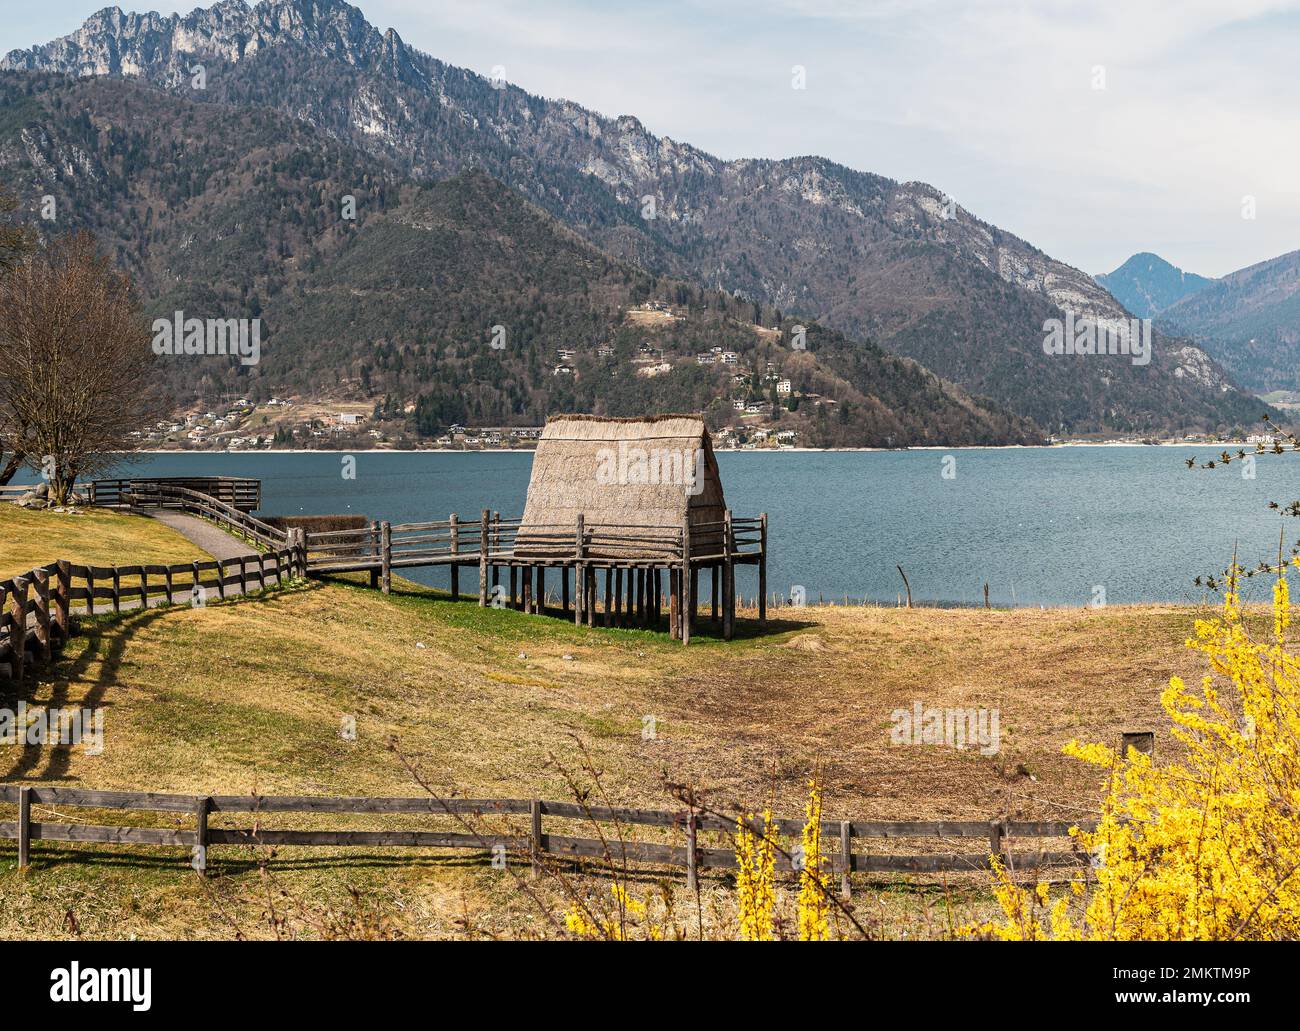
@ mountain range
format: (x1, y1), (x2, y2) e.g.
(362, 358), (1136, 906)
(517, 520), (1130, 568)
(1098, 250), (1300, 394)
(0, 0), (1278, 440)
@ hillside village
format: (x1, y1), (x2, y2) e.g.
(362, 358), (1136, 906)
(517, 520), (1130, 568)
(137, 302), (817, 451)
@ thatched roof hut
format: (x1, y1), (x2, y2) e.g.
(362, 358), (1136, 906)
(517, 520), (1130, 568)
(517, 414), (726, 559)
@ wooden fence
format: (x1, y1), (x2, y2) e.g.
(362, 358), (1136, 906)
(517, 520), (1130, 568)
(0, 785), (1096, 888)
(90, 476), (261, 512)
(0, 546), (304, 683)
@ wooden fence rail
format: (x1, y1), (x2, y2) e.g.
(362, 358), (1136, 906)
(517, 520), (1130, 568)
(0, 545), (304, 683)
(0, 785), (1097, 886)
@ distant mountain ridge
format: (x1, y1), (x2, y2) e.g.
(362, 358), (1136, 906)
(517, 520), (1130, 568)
(0, 0), (1272, 435)
(0, 73), (1039, 447)
(1156, 248), (1300, 393)
(1096, 252), (1214, 318)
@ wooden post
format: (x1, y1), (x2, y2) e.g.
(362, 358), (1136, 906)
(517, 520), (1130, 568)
(530, 799), (543, 879)
(479, 510), (490, 606)
(194, 796), (211, 876)
(237, 557), (246, 597)
(669, 568), (680, 640)
(509, 566), (518, 609)
(689, 568), (699, 633)
(614, 568), (623, 625)
(680, 523), (692, 646)
(562, 566), (570, 614)
(54, 560), (70, 645)
(523, 566), (534, 613)
(449, 514), (460, 601)
(536, 567), (545, 615)
(989, 821), (1006, 869)
(369, 520), (380, 589)
(112, 566), (122, 613)
(586, 567), (596, 627)
(85, 567), (94, 617)
(840, 820), (852, 899)
(603, 568), (613, 628)
(711, 568), (720, 623)
(723, 511), (735, 641)
(380, 521), (392, 595)
(9, 578), (28, 684)
(1120, 731), (1155, 760)
(758, 512), (768, 626)
(191, 561), (201, 605)
(574, 515), (585, 627)
(491, 513), (501, 591)
(140, 566), (150, 610)
(217, 559), (228, 601)
(685, 812), (698, 891)
(637, 569), (646, 626)
(17, 786), (31, 870)
(33, 569), (51, 662)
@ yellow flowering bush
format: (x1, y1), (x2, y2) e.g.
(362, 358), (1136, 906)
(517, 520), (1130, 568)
(975, 561), (1300, 940)
(796, 778), (831, 941)
(736, 808), (777, 940)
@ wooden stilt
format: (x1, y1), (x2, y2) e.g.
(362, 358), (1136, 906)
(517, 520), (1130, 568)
(450, 513), (460, 601)
(522, 565), (533, 613)
(723, 510), (735, 641)
(604, 567), (613, 628)
(689, 567), (699, 634)
(510, 565), (518, 609)
(574, 514), (585, 627)
(681, 520), (692, 646)
(669, 568), (680, 640)
(758, 512), (768, 626)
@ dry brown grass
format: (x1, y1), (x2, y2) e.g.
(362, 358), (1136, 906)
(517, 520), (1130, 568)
(0, 563), (1239, 938)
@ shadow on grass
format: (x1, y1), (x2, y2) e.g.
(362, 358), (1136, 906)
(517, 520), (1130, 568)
(322, 573), (819, 642)
(0, 577), (319, 783)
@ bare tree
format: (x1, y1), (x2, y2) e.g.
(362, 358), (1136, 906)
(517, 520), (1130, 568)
(0, 232), (166, 504)
(0, 186), (35, 484)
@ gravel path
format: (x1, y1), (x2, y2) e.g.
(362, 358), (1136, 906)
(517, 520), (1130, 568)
(143, 510), (256, 561)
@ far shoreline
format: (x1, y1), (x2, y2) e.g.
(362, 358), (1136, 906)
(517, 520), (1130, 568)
(123, 440), (1252, 456)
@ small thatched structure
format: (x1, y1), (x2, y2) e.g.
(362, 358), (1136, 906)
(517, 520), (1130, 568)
(517, 414), (726, 558)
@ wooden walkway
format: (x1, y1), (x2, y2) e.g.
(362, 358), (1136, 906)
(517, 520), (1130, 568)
(301, 511), (768, 643)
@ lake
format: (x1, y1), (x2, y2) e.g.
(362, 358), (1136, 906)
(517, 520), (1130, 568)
(19, 446), (1295, 607)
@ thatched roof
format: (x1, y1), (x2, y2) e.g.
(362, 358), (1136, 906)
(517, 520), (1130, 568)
(518, 414), (726, 559)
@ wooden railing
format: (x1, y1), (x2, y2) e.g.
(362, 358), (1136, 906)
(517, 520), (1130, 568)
(0, 785), (1096, 885)
(0, 546), (304, 683)
(121, 484), (286, 550)
(303, 513), (762, 571)
(91, 476), (261, 511)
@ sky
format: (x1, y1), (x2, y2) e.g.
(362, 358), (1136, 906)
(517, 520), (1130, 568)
(4, 0), (1300, 278)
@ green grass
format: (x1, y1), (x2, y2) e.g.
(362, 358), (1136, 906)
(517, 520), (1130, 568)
(0, 504), (209, 578)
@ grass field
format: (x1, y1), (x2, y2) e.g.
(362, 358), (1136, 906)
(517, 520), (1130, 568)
(1, 504), (1251, 938)
(0, 505), (209, 579)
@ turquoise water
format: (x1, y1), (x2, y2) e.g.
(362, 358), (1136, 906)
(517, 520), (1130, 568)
(22, 447), (1294, 607)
